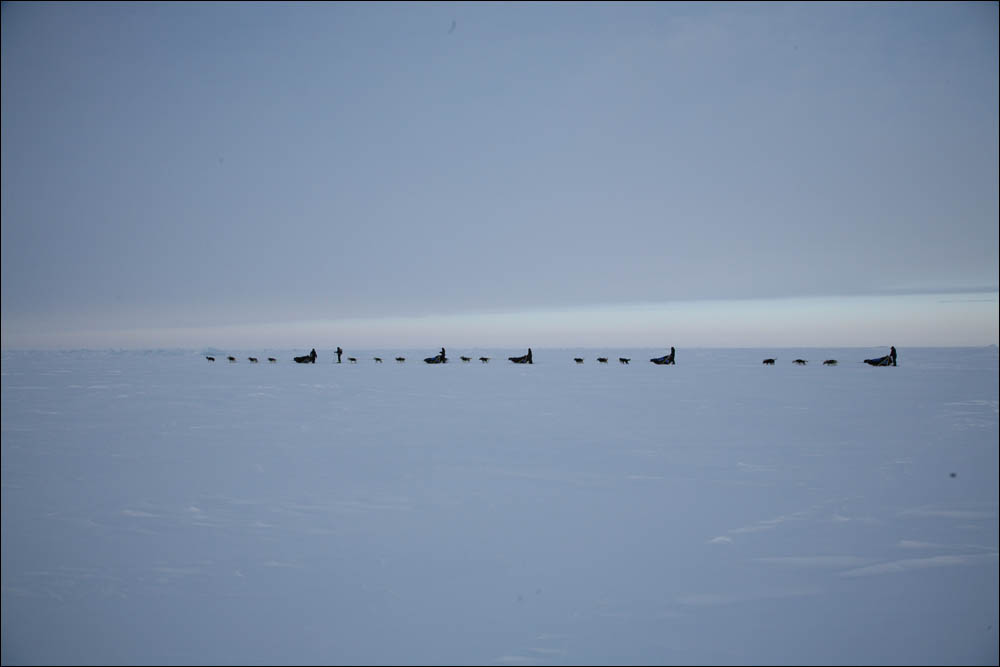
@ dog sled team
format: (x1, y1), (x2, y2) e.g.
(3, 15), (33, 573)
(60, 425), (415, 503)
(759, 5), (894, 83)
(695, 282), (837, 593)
(208, 346), (900, 368)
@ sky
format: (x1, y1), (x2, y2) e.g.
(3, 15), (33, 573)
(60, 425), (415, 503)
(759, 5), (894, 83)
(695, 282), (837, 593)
(2, 1), (998, 350)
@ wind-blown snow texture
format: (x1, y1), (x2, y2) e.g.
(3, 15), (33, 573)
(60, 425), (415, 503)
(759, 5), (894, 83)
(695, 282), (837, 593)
(2, 347), (997, 665)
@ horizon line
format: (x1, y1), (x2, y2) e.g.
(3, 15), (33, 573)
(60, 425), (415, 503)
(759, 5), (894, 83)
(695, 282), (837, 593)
(2, 290), (997, 350)
(3, 344), (998, 354)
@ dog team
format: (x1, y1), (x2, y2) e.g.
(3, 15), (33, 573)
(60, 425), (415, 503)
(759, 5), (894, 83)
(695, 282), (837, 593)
(206, 346), (897, 367)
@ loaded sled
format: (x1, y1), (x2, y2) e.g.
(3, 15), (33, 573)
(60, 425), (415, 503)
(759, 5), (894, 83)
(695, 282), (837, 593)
(508, 348), (533, 364)
(424, 348), (447, 364)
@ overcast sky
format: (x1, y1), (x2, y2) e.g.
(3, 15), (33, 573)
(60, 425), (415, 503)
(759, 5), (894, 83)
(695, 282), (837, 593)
(2, 1), (997, 350)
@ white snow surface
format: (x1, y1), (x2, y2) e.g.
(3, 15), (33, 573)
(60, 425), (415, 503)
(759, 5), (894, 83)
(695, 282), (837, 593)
(2, 347), (998, 665)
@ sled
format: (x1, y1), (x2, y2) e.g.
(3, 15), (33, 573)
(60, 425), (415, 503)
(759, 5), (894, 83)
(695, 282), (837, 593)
(508, 349), (533, 364)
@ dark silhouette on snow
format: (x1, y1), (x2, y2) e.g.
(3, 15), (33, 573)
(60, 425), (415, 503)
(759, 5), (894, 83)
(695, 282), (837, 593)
(651, 347), (675, 365)
(865, 347), (897, 367)
(424, 348), (447, 364)
(294, 349), (317, 364)
(508, 348), (533, 364)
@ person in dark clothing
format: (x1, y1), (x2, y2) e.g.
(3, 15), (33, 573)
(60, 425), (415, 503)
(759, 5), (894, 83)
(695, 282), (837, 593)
(667, 346), (676, 365)
(890, 346), (897, 366)
(336, 347), (343, 364)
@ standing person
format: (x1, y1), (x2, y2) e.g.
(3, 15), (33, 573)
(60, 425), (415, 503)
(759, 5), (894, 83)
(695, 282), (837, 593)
(336, 347), (343, 364)
(890, 346), (897, 366)
(668, 346), (676, 365)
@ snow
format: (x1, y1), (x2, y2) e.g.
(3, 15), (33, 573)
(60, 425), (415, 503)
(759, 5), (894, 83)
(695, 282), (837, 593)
(2, 347), (997, 665)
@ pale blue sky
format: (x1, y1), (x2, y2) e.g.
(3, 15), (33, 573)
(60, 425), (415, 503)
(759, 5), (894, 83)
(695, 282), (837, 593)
(2, 1), (997, 349)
